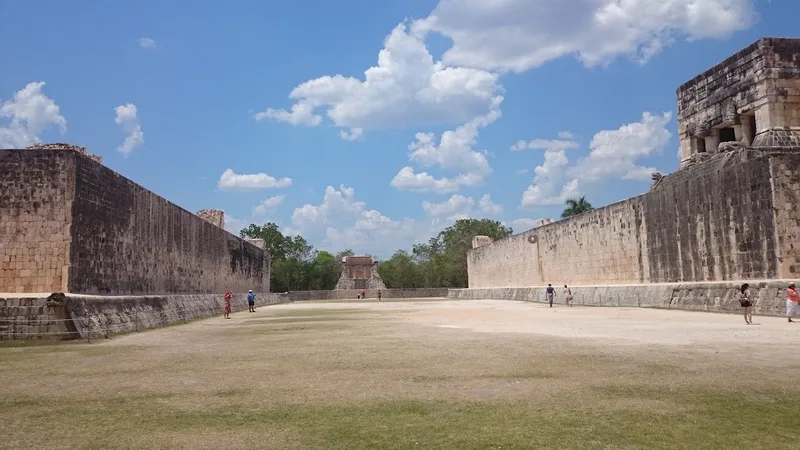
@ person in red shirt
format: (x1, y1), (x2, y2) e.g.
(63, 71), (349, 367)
(223, 291), (232, 319)
(787, 283), (799, 323)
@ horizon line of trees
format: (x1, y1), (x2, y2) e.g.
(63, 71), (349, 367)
(239, 197), (594, 292)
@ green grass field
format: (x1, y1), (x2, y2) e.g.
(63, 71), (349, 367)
(1, 299), (798, 449)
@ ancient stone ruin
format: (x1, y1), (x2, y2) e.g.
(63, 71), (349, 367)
(678, 38), (800, 169)
(468, 37), (800, 292)
(25, 142), (103, 164)
(197, 209), (225, 229)
(0, 147), (270, 295)
(334, 256), (386, 290)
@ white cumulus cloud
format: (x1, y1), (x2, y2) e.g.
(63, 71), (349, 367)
(422, 193), (503, 221)
(256, 22), (503, 139)
(114, 103), (144, 156)
(518, 132), (581, 207)
(520, 112), (672, 208)
(290, 184), (428, 258)
(391, 99), (500, 193)
(218, 169), (292, 191)
(340, 128), (364, 141)
(575, 111), (672, 182)
(0, 82), (66, 149)
(252, 195), (285, 217)
(138, 38), (156, 49)
(416, 0), (756, 72)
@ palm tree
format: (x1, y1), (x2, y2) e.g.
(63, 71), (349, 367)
(561, 196), (593, 218)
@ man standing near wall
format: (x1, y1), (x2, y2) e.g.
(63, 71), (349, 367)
(248, 290), (256, 313)
(546, 284), (555, 307)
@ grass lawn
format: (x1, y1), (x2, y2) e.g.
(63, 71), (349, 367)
(1, 300), (798, 449)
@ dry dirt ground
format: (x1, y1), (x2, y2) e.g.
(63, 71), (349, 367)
(1, 299), (799, 449)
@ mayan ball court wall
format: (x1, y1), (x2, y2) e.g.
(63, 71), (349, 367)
(0, 148), (269, 295)
(1, 145), (284, 339)
(466, 38), (800, 316)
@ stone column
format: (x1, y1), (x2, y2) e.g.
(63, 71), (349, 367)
(704, 129), (720, 154)
(741, 117), (754, 146)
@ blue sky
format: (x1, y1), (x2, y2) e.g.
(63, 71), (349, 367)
(1, 0), (797, 258)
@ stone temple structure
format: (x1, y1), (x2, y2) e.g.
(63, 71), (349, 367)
(678, 38), (800, 168)
(468, 37), (800, 289)
(334, 256), (386, 290)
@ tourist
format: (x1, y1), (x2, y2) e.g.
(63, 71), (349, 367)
(563, 285), (573, 307)
(360, 288), (366, 299)
(223, 291), (232, 319)
(787, 283), (799, 323)
(247, 290), (256, 312)
(378, 290), (382, 301)
(546, 284), (555, 307)
(739, 283), (753, 324)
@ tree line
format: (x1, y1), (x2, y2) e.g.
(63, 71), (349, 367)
(239, 197), (593, 292)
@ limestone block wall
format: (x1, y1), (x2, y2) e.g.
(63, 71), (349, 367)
(643, 152), (779, 282)
(537, 200), (646, 285)
(468, 152), (793, 288)
(677, 38), (800, 165)
(0, 292), (290, 339)
(1, 149), (270, 295)
(769, 154), (800, 278)
(68, 154), (269, 294)
(448, 280), (791, 317)
(0, 150), (74, 293)
(466, 230), (541, 288)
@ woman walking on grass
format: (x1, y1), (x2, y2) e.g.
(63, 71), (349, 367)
(739, 283), (753, 325)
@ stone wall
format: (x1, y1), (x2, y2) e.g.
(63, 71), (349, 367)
(67, 154), (269, 294)
(468, 152), (795, 288)
(334, 256), (387, 290)
(0, 150), (74, 293)
(769, 154), (800, 278)
(288, 288), (448, 301)
(677, 38), (800, 167)
(0, 149), (270, 295)
(197, 209), (225, 229)
(448, 280), (792, 317)
(0, 291), (289, 340)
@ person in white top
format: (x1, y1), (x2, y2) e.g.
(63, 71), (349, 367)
(563, 285), (573, 307)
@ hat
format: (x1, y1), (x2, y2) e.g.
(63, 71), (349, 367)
(248, 290), (253, 293)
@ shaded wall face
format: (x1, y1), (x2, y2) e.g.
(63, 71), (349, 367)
(468, 154), (783, 287)
(643, 154), (778, 282)
(67, 156), (267, 294)
(0, 151), (74, 293)
(769, 155), (800, 278)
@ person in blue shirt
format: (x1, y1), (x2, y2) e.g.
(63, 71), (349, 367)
(546, 284), (554, 307)
(247, 290), (256, 312)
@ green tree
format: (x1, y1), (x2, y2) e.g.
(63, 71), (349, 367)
(307, 250), (341, 290)
(240, 223), (290, 260)
(561, 196), (593, 218)
(412, 219), (512, 288)
(378, 250), (422, 288)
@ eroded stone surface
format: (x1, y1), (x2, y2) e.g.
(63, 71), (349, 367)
(334, 255), (387, 290)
